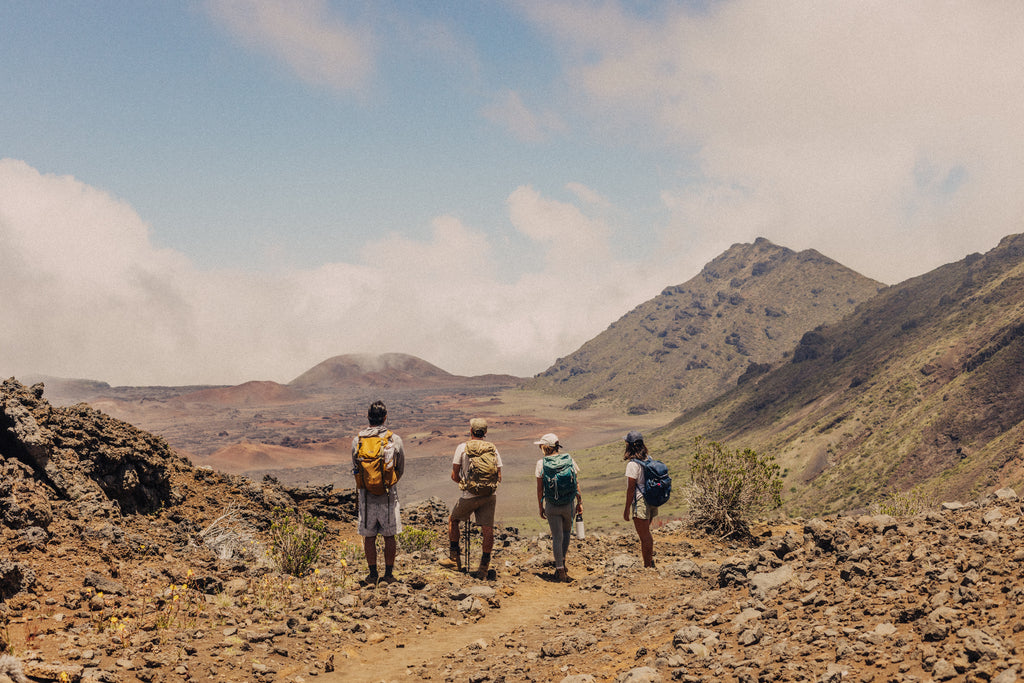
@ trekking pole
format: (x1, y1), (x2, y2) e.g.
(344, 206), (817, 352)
(463, 519), (472, 573)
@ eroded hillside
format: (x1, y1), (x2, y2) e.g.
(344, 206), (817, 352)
(527, 238), (883, 413)
(652, 233), (1024, 516)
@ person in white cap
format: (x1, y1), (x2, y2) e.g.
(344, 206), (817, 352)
(535, 433), (582, 582)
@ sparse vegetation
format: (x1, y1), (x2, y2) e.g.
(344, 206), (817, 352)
(397, 527), (439, 554)
(872, 486), (934, 517)
(195, 505), (257, 561)
(267, 507), (328, 577)
(337, 538), (366, 566)
(151, 571), (205, 634)
(685, 436), (782, 539)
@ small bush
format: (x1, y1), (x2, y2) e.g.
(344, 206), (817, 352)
(397, 527), (439, 554)
(268, 507), (328, 577)
(685, 436), (782, 539)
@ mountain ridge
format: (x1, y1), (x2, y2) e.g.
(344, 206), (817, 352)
(644, 232), (1024, 515)
(525, 237), (884, 412)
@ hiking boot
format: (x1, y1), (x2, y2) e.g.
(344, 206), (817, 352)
(439, 543), (462, 571)
(555, 567), (570, 583)
(360, 571), (379, 587)
(380, 572), (398, 584)
(471, 552), (491, 580)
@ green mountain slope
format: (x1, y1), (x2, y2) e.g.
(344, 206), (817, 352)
(526, 237), (883, 412)
(650, 233), (1024, 516)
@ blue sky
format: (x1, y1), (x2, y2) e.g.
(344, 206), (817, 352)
(3, 1), (1024, 385)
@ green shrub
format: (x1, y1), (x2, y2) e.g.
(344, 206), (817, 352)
(268, 507), (328, 577)
(397, 527), (439, 554)
(685, 436), (782, 539)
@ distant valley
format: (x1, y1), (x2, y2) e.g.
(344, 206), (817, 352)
(28, 235), (1024, 525)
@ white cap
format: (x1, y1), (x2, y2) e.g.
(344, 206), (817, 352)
(534, 433), (559, 447)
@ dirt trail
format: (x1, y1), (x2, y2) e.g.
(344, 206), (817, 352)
(320, 574), (593, 682)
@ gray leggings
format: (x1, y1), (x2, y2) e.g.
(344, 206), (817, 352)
(544, 500), (574, 568)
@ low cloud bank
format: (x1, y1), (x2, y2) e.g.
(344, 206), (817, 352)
(0, 159), (673, 385)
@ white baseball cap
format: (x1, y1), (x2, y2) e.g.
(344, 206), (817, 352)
(534, 433), (559, 447)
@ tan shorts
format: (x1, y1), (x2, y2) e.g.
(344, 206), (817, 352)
(633, 495), (659, 521)
(451, 494), (497, 527)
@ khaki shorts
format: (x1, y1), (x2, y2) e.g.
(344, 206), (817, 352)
(451, 494), (497, 527)
(633, 495), (659, 521)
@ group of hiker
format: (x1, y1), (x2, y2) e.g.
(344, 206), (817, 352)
(351, 401), (671, 586)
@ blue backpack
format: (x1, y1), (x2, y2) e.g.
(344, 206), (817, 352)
(542, 453), (577, 506)
(638, 457), (671, 507)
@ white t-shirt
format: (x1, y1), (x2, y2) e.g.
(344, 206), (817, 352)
(625, 457), (649, 504)
(453, 440), (504, 499)
(624, 458), (645, 483)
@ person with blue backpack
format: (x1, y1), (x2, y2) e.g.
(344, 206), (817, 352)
(622, 430), (671, 568)
(534, 433), (582, 583)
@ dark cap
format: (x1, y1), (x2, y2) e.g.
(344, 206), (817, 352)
(624, 430), (644, 444)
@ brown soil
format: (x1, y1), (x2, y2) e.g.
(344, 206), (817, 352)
(4, 379), (1024, 683)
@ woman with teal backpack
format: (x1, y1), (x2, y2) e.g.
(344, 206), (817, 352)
(535, 433), (582, 582)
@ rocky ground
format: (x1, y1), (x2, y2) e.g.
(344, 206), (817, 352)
(2, 378), (1024, 682)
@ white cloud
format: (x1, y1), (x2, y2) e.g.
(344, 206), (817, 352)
(205, 0), (375, 93)
(12, 2), (1024, 386)
(481, 89), (565, 142)
(521, 1), (1024, 283)
(566, 182), (611, 210)
(0, 159), (658, 385)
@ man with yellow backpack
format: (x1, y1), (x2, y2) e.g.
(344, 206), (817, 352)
(352, 400), (406, 585)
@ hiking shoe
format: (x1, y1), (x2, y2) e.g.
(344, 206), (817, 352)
(360, 573), (379, 587)
(381, 572), (399, 584)
(555, 568), (570, 583)
(471, 566), (490, 580)
(439, 557), (462, 571)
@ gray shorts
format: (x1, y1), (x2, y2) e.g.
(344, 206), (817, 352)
(358, 490), (402, 537)
(451, 494), (497, 527)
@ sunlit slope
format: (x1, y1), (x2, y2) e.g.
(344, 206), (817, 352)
(527, 237), (883, 413)
(648, 233), (1024, 516)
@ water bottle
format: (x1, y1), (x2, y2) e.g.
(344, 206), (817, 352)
(575, 512), (585, 539)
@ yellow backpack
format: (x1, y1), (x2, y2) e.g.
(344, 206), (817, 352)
(355, 430), (398, 496)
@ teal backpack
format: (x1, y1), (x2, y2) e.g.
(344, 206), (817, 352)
(542, 453), (577, 506)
